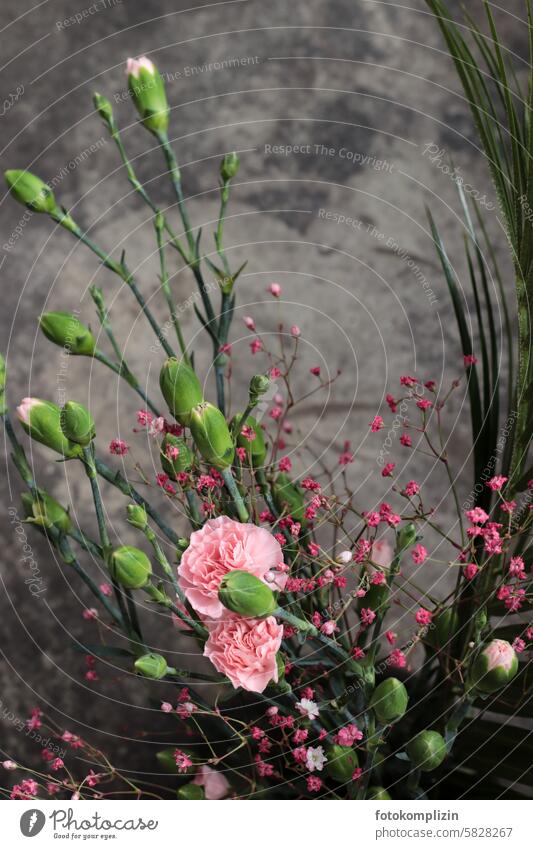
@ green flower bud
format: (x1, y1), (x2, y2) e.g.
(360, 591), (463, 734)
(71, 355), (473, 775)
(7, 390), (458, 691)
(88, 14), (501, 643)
(134, 652), (168, 679)
(233, 414), (267, 468)
(425, 608), (459, 652)
(367, 786), (391, 800)
(161, 434), (193, 479)
(369, 678), (409, 724)
(16, 397), (82, 458)
(93, 92), (114, 124)
(5, 169), (56, 214)
(357, 579), (389, 615)
(326, 744), (359, 782)
(127, 56), (169, 135)
(126, 503), (148, 530)
(469, 639), (518, 694)
(60, 401), (95, 446)
(22, 491), (71, 534)
(397, 522), (417, 551)
(406, 730), (447, 772)
(218, 570), (277, 618)
(40, 312), (96, 356)
(110, 546), (152, 589)
(249, 373), (270, 399)
(0, 354), (6, 415)
(178, 783), (205, 800)
(156, 747), (195, 776)
(272, 472), (306, 525)
(189, 402), (235, 469)
(220, 152), (239, 182)
(159, 358), (203, 425)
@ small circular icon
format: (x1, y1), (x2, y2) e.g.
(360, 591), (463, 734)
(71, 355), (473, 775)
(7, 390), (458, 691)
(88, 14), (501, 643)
(20, 809), (46, 837)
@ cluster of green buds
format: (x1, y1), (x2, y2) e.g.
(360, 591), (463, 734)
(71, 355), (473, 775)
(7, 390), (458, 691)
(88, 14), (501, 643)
(110, 546), (152, 589)
(468, 639), (518, 694)
(406, 730), (447, 772)
(369, 678), (409, 725)
(40, 312), (96, 357)
(126, 56), (169, 136)
(159, 358), (234, 469)
(16, 398), (82, 459)
(21, 491), (71, 535)
(218, 570), (277, 618)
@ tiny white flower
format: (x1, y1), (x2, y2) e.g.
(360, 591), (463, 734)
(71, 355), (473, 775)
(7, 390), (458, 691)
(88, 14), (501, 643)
(296, 698), (320, 720)
(306, 746), (327, 773)
(336, 550), (352, 564)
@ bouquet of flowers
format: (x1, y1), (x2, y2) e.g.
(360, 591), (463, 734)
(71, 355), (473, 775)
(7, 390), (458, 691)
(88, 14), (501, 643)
(1, 0), (532, 801)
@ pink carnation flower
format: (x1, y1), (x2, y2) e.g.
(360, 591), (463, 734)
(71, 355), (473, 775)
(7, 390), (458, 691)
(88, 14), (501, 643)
(178, 516), (286, 620)
(204, 614), (283, 693)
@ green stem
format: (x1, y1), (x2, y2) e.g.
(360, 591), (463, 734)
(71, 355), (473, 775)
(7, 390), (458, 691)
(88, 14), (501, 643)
(154, 216), (190, 362)
(94, 458), (181, 544)
(54, 213), (176, 359)
(221, 467), (249, 522)
(93, 349), (160, 416)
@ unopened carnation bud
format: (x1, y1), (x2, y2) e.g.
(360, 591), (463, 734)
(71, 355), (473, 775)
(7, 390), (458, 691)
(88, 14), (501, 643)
(22, 491), (71, 534)
(161, 434), (193, 479)
(272, 472), (306, 525)
(16, 397), (82, 458)
(220, 152), (239, 182)
(127, 503), (148, 530)
(93, 92), (114, 124)
(126, 56), (169, 135)
(218, 570), (277, 618)
(178, 783), (205, 800)
(369, 678), (409, 724)
(134, 652), (168, 679)
(367, 786), (391, 800)
(326, 744), (359, 782)
(110, 546), (152, 589)
(189, 402), (234, 469)
(397, 522), (417, 551)
(159, 358), (203, 425)
(249, 373), (270, 402)
(5, 169), (56, 214)
(40, 312), (96, 356)
(469, 639), (518, 694)
(233, 414), (267, 468)
(407, 730), (446, 772)
(60, 401), (95, 446)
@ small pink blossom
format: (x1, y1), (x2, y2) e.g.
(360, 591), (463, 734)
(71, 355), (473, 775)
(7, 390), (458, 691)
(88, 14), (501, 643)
(404, 480), (420, 497)
(268, 283), (282, 297)
(290, 325), (301, 338)
(463, 563), (478, 580)
(370, 415), (384, 432)
(109, 439), (129, 455)
(415, 608), (432, 626)
(382, 462), (395, 477)
(487, 475), (508, 491)
(243, 315), (256, 331)
(464, 354), (478, 366)
(411, 544), (428, 565)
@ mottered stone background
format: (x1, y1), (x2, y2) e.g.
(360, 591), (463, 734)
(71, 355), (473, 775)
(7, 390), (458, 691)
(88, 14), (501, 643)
(0, 0), (526, 779)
